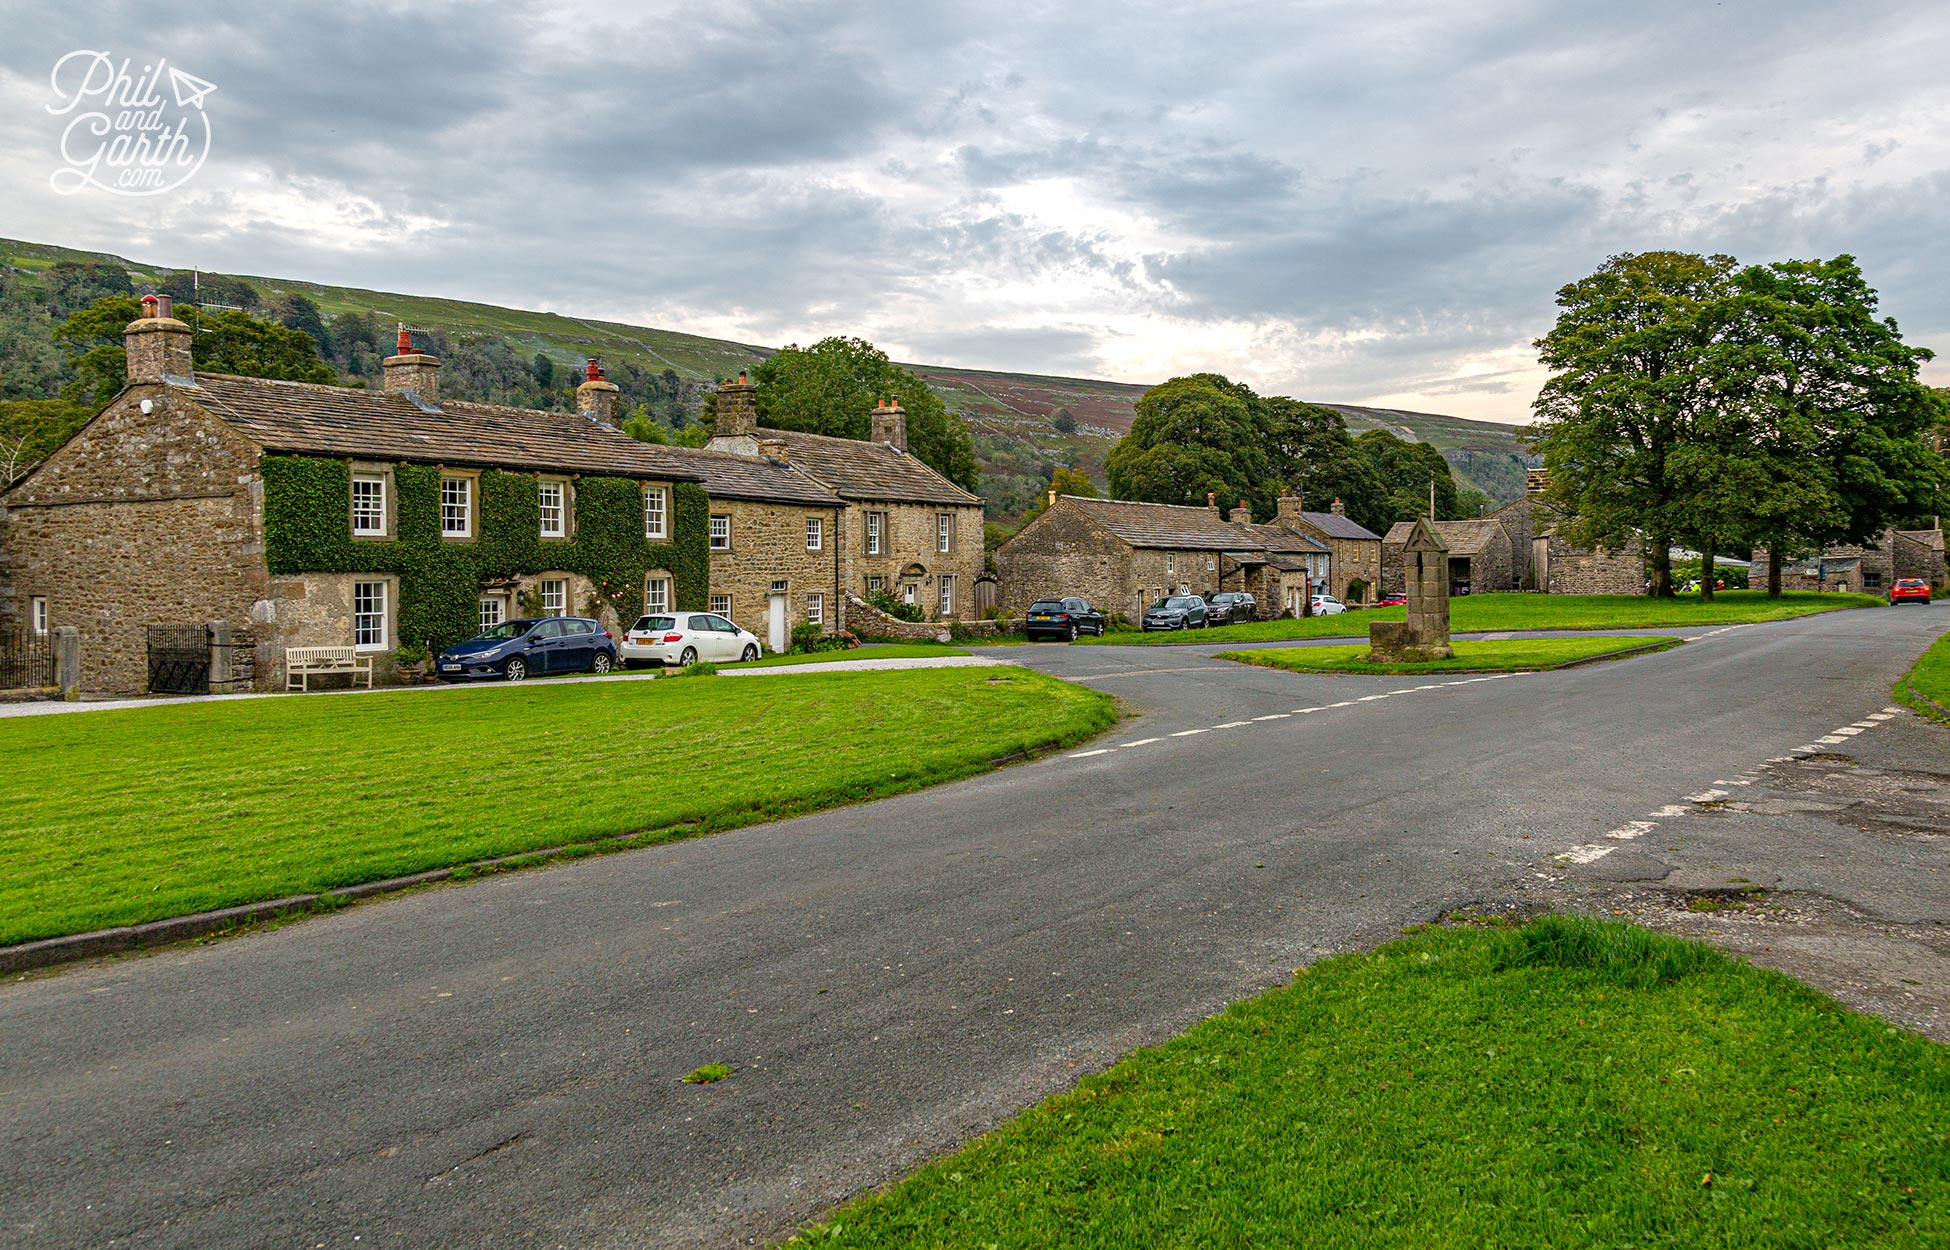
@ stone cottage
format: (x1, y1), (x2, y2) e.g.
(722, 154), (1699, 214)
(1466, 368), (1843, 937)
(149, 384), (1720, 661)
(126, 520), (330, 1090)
(1488, 471), (1643, 594)
(0, 302), (861, 692)
(1382, 518), (1514, 596)
(1751, 526), (1947, 594)
(1264, 490), (1383, 605)
(997, 493), (1335, 622)
(707, 383), (985, 621)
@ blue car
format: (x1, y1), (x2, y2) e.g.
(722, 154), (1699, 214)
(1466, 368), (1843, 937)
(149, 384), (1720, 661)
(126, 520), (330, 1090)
(435, 616), (619, 682)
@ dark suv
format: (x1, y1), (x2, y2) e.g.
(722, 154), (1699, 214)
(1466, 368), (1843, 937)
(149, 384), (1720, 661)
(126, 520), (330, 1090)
(1204, 591), (1256, 625)
(1025, 597), (1106, 640)
(1141, 595), (1208, 631)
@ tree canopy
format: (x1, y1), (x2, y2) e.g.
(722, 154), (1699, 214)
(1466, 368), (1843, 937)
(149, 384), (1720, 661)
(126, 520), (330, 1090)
(1531, 251), (1945, 596)
(706, 336), (980, 490)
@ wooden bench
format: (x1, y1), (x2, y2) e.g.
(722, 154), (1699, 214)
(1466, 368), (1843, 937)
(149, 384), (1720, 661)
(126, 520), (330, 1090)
(285, 645), (373, 692)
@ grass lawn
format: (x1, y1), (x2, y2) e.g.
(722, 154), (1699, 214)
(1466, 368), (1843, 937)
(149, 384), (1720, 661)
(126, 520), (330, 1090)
(724, 643), (971, 669)
(0, 668), (1111, 946)
(794, 916), (1950, 1248)
(1895, 625), (1950, 725)
(1084, 590), (1882, 647)
(1218, 635), (1680, 676)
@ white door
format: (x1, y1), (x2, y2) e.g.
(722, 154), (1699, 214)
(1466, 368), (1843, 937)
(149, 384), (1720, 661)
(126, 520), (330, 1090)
(767, 594), (787, 655)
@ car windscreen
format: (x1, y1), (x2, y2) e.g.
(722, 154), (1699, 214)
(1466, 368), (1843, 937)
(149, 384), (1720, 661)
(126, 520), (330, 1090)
(480, 619), (539, 640)
(1029, 601), (1067, 612)
(634, 616), (676, 632)
(1166, 596), (1201, 608)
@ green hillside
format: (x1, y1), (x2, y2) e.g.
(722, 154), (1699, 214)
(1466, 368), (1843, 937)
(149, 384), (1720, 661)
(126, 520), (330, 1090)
(0, 237), (1536, 514)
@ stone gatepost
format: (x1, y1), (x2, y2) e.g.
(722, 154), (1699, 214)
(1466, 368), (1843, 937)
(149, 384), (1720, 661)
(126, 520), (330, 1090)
(207, 620), (237, 695)
(53, 626), (80, 701)
(1369, 517), (1452, 662)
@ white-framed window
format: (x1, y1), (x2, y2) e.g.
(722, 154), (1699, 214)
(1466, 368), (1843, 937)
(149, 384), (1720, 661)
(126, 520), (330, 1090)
(770, 578), (788, 594)
(867, 574), (884, 593)
(937, 513), (953, 553)
(351, 474), (386, 536)
(478, 595), (504, 632)
(807, 593), (824, 626)
(938, 574), (956, 615)
(710, 594), (732, 616)
(30, 596), (48, 636)
(540, 578), (568, 617)
(538, 481), (566, 538)
(353, 580), (388, 650)
(1207, 553), (1216, 571)
(646, 576), (671, 613)
(865, 511), (884, 555)
(643, 486), (667, 540)
(441, 476), (472, 538)
(709, 515), (730, 550)
(1166, 554), (1175, 575)
(806, 516), (823, 551)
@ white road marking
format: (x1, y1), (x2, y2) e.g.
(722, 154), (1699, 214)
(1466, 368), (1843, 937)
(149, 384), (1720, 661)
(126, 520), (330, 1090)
(1357, 694), (1389, 702)
(1868, 712), (1896, 721)
(1817, 735), (1847, 744)
(1832, 726), (1864, 736)
(1213, 720), (1253, 729)
(1327, 701), (1356, 708)
(1652, 804), (1691, 818)
(1606, 821), (1658, 840)
(1559, 844), (1617, 864)
(1251, 714), (1291, 722)
(1293, 707), (1322, 714)
(1170, 728), (1209, 737)
(1683, 789), (1729, 803)
(1068, 748), (1111, 758)
(1120, 737), (1162, 748)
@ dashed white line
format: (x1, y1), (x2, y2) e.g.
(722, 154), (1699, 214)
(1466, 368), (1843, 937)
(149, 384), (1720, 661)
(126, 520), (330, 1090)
(1251, 714), (1291, 722)
(1832, 726), (1864, 736)
(1357, 694), (1389, 702)
(1212, 721), (1254, 729)
(1120, 737), (1162, 747)
(1605, 821), (1658, 840)
(1170, 728), (1210, 737)
(1068, 748), (1111, 758)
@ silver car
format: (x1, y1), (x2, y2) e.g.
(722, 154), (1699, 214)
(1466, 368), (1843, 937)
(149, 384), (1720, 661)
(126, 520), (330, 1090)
(620, 612), (762, 666)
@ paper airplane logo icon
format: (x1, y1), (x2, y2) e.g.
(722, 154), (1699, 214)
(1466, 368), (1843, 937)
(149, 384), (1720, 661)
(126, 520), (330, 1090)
(167, 66), (216, 110)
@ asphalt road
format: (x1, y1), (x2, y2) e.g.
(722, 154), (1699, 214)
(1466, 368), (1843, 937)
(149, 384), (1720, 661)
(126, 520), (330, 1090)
(4, 605), (1946, 1248)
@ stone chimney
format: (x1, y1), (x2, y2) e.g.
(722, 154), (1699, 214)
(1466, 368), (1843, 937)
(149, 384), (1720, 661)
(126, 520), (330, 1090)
(1331, 497), (1347, 516)
(715, 371), (758, 438)
(758, 436), (789, 462)
(1228, 498), (1253, 525)
(1048, 488), (1058, 507)
(576, 357), (621, 428)
(1207, 491), (1219, 512)
(382, 327), (440, 405)
(870, 397), (907, 452)
(1275, 487), (1307, 526)
(125, 293), (193, 384)
(1525, 468), (1550, 495)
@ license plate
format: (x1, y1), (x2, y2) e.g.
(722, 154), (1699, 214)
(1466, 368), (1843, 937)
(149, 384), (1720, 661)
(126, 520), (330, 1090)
(1030, 614), (1050, 620)
(441, 663), (461, 672)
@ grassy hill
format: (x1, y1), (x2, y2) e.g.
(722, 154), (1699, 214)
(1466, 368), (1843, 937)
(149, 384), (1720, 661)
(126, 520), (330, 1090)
(1, 237), (1536, 514)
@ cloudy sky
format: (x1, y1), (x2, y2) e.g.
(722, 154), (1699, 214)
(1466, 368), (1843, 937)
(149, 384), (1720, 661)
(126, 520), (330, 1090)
(3, 0), (1946, 423)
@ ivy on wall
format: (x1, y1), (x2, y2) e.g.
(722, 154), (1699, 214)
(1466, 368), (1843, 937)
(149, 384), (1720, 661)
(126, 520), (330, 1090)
(261, 455), (709, 650)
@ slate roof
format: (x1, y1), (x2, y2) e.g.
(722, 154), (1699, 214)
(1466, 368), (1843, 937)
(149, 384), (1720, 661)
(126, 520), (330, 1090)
(1382, 517), (1505, 556)
(190, 373), (701, 482)
(1062, 496), (1256, 550)
(755, 426), (981, 507)
(1244, 523), (1330, 555)
(1898, 528), (1946, 553)
(663, 446), (841, 507)
(1293, 509), (1382, 542)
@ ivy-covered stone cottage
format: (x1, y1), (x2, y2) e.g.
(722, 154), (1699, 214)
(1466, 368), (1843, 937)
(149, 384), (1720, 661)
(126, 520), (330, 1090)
(0, 298), (858, 692)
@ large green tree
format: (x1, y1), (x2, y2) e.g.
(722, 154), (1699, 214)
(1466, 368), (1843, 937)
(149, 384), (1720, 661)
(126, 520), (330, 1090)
(706, 336), (979, 491)
(1353, 428), (1459, 530)
(53, 295), (336, 408)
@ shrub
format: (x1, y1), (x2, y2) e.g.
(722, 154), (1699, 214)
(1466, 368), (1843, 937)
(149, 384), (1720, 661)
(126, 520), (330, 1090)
(867, 590), (923, 622)
(667, 661), (718, 678)
(791, 624), (860, 653)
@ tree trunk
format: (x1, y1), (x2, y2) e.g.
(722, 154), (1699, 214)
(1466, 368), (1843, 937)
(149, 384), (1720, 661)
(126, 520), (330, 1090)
(1699, 549), (1716, 602)
(1765, 544), (1783, 597)
(1647, 535), (1673, 598)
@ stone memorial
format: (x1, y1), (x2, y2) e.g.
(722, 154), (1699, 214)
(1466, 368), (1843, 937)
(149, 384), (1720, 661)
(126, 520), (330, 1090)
(1369, 516), (1453, 662)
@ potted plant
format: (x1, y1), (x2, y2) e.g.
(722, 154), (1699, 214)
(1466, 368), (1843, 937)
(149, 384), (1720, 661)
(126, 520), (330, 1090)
(394, 642), (431, 684)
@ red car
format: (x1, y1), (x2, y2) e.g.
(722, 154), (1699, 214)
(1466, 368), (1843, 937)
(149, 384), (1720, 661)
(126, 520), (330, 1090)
(1890, 578), (1932, 605)
(1377, 593), (1407, 607)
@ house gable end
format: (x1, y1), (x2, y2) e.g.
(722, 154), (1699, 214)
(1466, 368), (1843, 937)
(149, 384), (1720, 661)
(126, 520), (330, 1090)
(4, 386), (261, 508)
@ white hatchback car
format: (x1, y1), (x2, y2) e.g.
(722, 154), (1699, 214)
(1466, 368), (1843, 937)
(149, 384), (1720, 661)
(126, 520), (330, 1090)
(620, 612), (763, 667)
(1309, 594), (1348, 616)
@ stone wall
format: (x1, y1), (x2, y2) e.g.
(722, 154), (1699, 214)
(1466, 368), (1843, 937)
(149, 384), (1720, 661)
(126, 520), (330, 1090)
(705, 497), (843, 644)
(838, 500), (985, 620)
(1540, 537), (1643, 595)
(0, 389), (267, 693)
(997, 504), (1229, 623)
(1461, 526), (1515, 594)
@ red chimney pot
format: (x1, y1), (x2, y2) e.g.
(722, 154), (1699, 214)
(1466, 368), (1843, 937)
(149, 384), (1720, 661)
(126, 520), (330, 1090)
(141, 294), (159, 312)
(396, 328), (413, 355)
(586, 357), (603, 382)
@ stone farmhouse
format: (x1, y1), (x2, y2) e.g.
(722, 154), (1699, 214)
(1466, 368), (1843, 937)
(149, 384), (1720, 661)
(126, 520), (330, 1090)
(996, 492), (1379, 622)
(1750, 527), (1946, 594)
(1382, 518), (1513, 596)
(706, 386), (985, 619)
(0, 299), (981, 693)
(1488, 473), (1644, 595)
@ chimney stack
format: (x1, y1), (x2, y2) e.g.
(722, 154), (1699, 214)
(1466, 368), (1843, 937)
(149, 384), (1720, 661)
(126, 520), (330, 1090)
(1275, 487), (1307, 526)
(1207, 491), (1219, 512)
(757, 436), (789, 462)
(1330, 497), (1347, 516)
(576, 357), (621, 428)
(1525, 467), (1550, 496)
(870, 397), (907, 452)
(125, 293), (193, 384)
(382, 326), (441, 405)
(715, 370), (758, 438)
(1228, 498), (1253, 525)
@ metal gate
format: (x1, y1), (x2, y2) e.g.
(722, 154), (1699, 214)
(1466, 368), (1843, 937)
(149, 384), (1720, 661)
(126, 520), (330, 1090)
(146, 625), (210, 695)
(0, 629), (53, 690)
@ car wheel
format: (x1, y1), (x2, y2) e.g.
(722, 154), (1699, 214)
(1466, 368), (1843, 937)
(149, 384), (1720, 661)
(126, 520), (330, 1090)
(742, 644), (759, 662)
(504, 657), (528, 682)
(1067, 623), (1079, 641)
(679, 646), (699, 666)
(592, 652), (613, 675)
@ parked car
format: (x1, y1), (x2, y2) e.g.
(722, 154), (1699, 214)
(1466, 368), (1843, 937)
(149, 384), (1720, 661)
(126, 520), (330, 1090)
(1890, 578), (1933, 606)
(620, 611), (762, 666)
(1142, 594), (1209, 630)
(436, 616), (619, 682)
(1377, 592), (1407, 608)
(1024, 597), (1107, 641)
(1204, 591), (1257, 625)
(1310, 594), (1348, 616)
